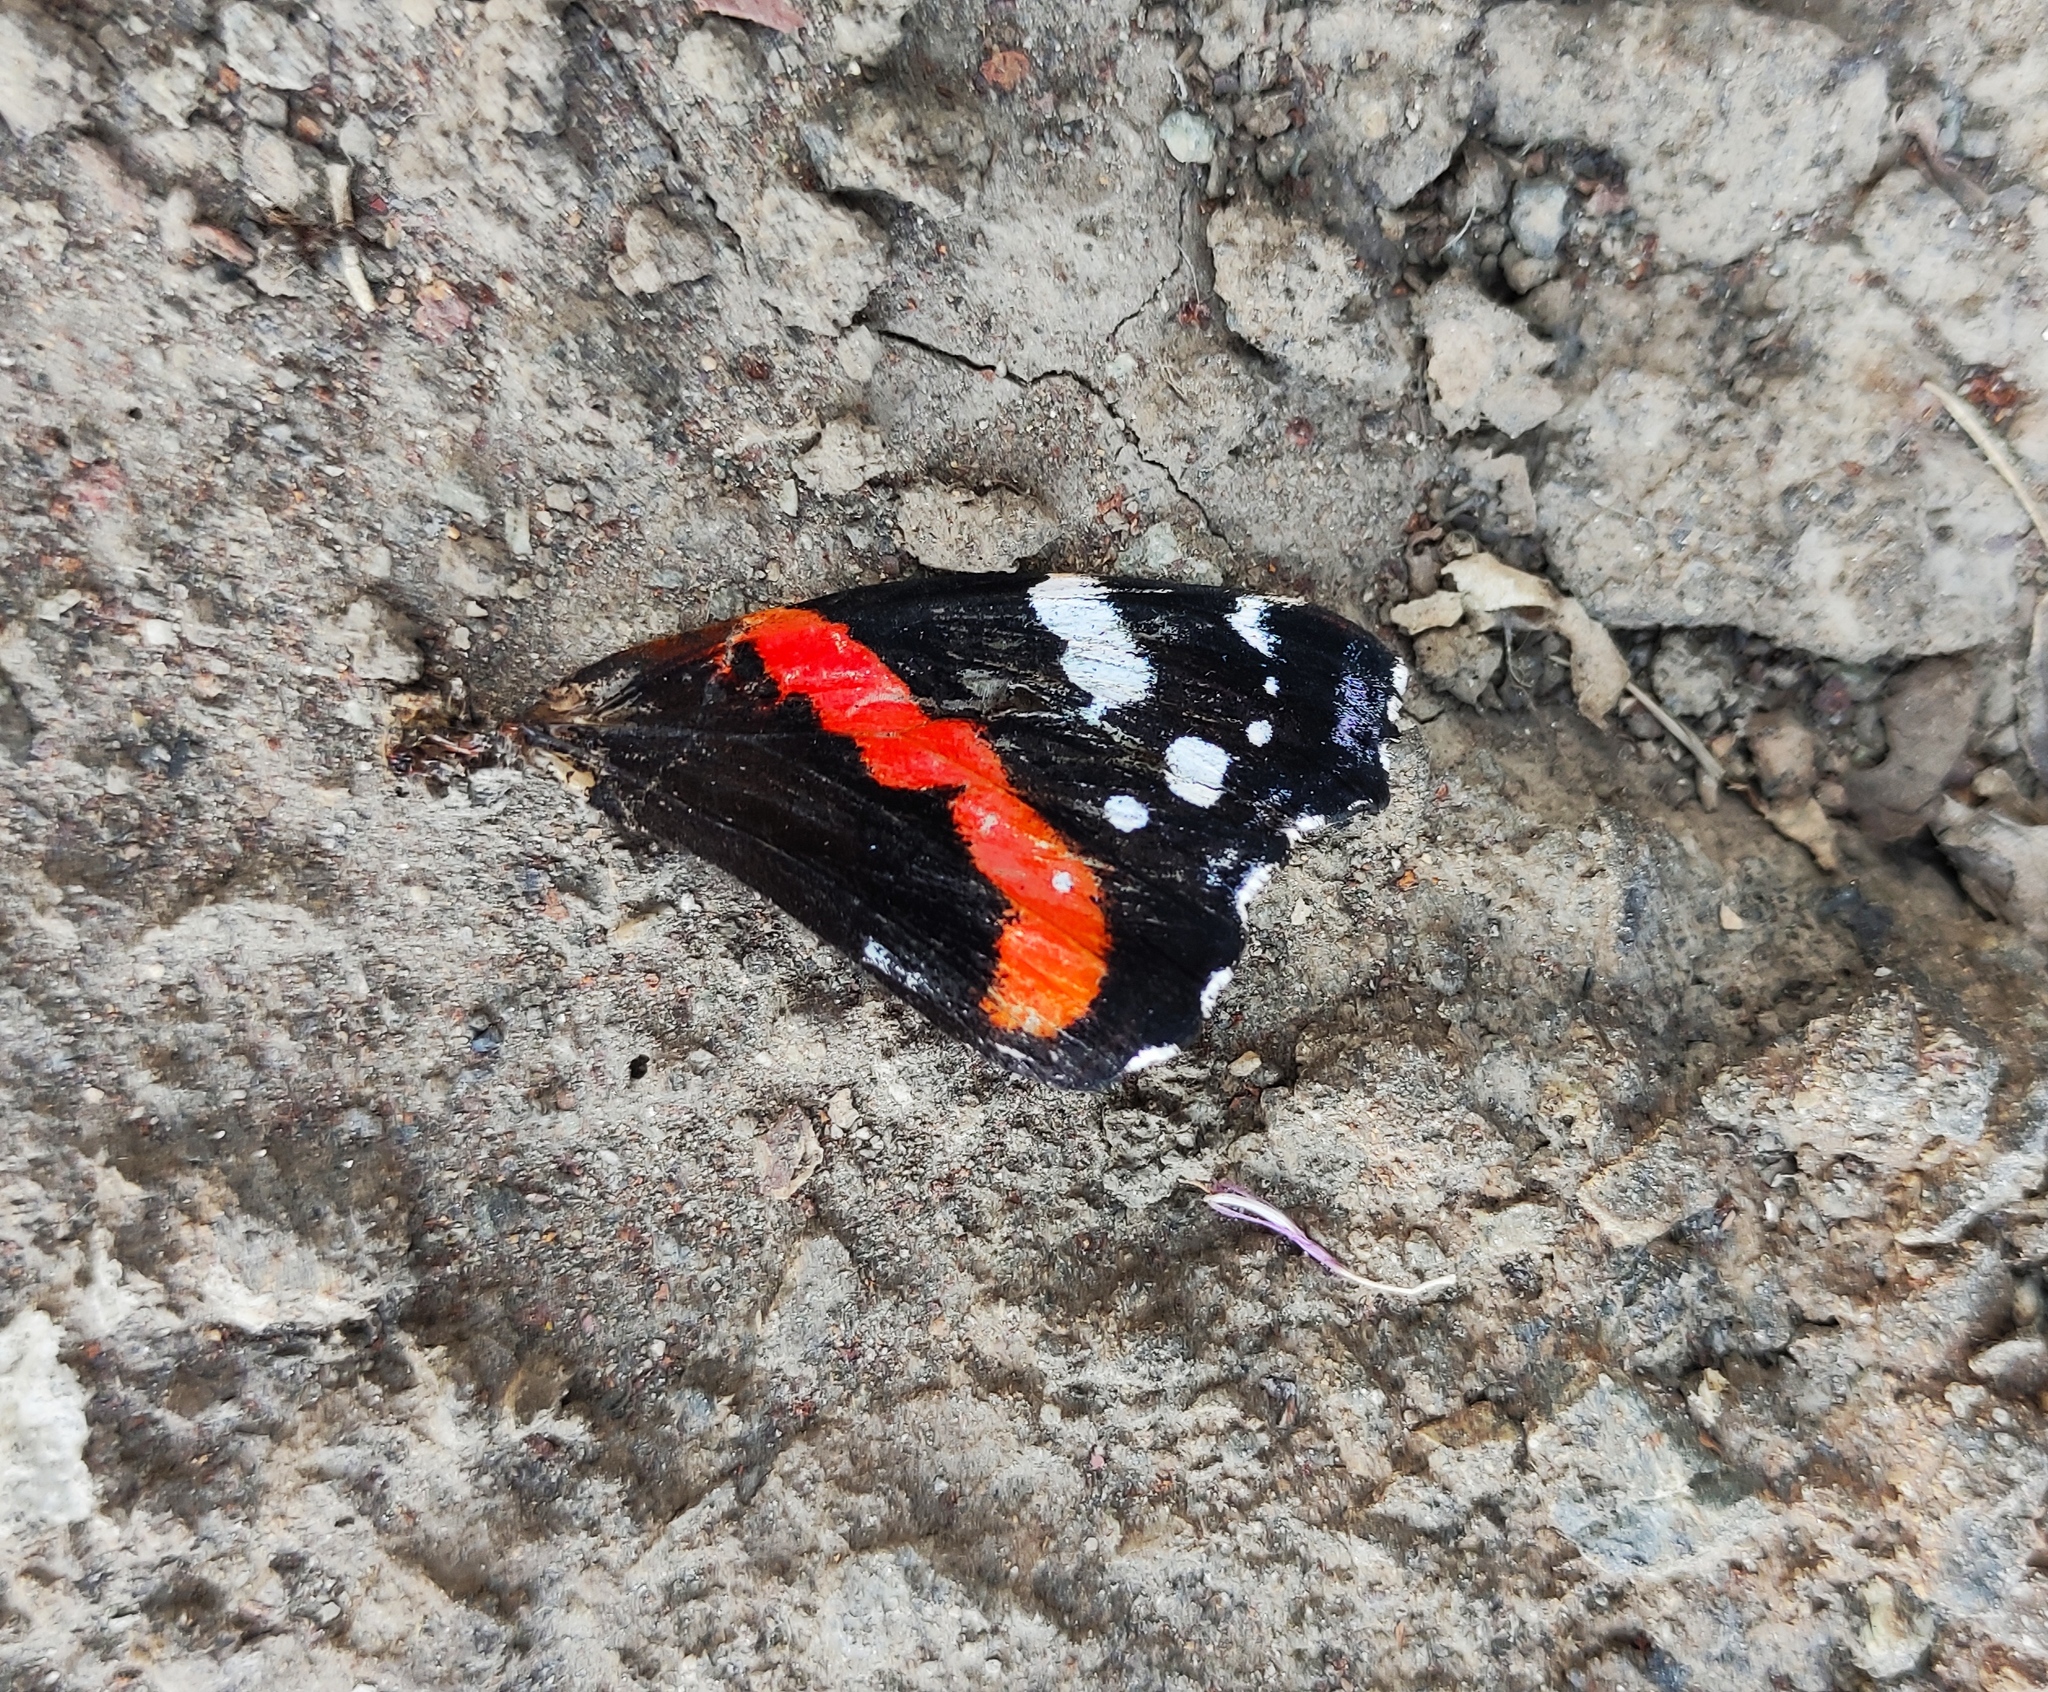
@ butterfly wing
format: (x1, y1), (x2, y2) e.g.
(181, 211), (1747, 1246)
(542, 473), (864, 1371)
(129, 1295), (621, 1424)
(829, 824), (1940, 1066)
(514, 575), (1402, 1087)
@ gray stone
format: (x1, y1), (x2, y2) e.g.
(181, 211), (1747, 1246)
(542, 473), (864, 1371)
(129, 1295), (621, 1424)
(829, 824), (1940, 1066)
(1526, 1376), (1773, 1575)
(332, 598), (422, 684)
(219, 1), (330, 91)
(1649, 630), (1733, 718)
(1746, 714), (1817, 801)
(608, 206), (715, 297)
(1577, 1133), (1723, 1247)
(1302, 1), (1485, 209)
(1697, 991), (1992, 1171)
(1846, 1579), (1937, 1682)
(1208, 201), (1410, 405)
(1499, 242), (1557, 294)
(1158, 108), (1216, 165)
(0, 5), (100, 138)
(732, 184), (885, 338)
(1485, 1), (1888, 265)
(1417, 273), (1562, 436)
(1936, 801), (2048, 942)
(1967, 1334), (2048, 1397)
(1445, 146), (1508, 221)
(1843, 658), (1980, 834)
(242, 88), (288, 129)
(1508, 179), (1569, 261)
(240, 126), (321, 216)
(1535, 190), (2036, 661)
(801, 93), (980, 221)
(895, 484), (1060, 574)
(1414, 621), (1503, 705)
(794, 418), (894, 497)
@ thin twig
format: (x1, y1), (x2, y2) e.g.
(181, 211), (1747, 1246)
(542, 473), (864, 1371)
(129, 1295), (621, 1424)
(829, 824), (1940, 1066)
(1624, 682), (1725, 783)
(1923, 379), (2048, 550)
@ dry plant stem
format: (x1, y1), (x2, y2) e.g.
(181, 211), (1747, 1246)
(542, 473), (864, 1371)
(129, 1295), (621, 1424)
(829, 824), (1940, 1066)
(1923, 379), (2048, 547)
(1200, 1182), (1460, 1302)
(1331, 1265), (1460, 1301)
(335, 243), (377, 314)
(1624, 682), (1726, 782)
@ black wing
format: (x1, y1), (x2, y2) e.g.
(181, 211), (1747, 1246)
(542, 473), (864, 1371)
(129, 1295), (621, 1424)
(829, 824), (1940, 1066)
(512, 574), (1402, 1088)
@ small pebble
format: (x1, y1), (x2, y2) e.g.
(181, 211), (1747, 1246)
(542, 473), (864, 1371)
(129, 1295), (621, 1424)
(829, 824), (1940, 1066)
(1499, 243), (1556, 294)
(1719, 904), (1746, 931)
(1159, 109), (1217, 166)
(1509, 179), (1570, 260)
(1227, 1051), (1262, 1078)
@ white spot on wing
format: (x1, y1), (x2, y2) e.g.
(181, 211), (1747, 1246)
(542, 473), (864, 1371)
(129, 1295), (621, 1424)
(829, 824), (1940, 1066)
(1029, 576), (1152, 723)
(1235, 862), (1275, 919)
(1229, 595), (1276, 657)
(1200, 968), (1234, 1015)
(1052, 870), (1074, 893)
(1123, 1043), (1179, 1074)
(1389, 658), (1409, 719)
(1104, 794), (1150, 832)
(1264, 676), (1279, 696)
(1165, 736), (1230, 807)
(1246, 719), (1272, 746)
(1284, 812), (1327, 844)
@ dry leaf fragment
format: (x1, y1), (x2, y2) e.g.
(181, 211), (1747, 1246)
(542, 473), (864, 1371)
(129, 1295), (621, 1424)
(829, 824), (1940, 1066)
(1388, 590), (1465, 634)
(1442, 552), (1556, 613)
(1549, 597), (1628, 725)
(700, 0), (806, 32)
(980, 49), (1031, 91)
(410, 279), (471, 343)
(755, 1106), (823, 1200)
(1764, 794), (1839, 872)
(1439, 553), (1626, 725)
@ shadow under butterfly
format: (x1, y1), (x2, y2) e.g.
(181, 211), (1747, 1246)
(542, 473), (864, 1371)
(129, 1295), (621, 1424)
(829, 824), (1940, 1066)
(510, 573), (1406, 1089)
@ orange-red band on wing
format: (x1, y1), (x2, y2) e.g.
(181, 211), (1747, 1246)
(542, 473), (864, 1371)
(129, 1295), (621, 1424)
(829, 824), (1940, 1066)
(734, 607), (1108, 1039)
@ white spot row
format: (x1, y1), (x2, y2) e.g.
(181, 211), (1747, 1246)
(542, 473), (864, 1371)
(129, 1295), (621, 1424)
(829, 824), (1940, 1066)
(1229, 595), (1275, 657)
(1029, 576), (1152, 724)
(1103, 793), (1149, 832)
(1165, 735), (1230, 807)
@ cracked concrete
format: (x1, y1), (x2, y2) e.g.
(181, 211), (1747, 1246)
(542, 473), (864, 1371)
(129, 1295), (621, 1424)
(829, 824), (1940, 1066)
(4, 2), (2048, 1690)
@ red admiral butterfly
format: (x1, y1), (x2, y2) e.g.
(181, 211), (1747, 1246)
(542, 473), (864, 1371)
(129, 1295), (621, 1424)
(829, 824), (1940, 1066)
(512, 575), (1404, 1088)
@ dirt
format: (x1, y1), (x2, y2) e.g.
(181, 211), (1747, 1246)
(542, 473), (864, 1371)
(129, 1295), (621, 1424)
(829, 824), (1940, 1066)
(3, 2), (2047, 1689)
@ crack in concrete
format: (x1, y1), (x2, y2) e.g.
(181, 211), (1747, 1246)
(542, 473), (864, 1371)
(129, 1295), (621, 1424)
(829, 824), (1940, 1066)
(866, 320), (1229, 548)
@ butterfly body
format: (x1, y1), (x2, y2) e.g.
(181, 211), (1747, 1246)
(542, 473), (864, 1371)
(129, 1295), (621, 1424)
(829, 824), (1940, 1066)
(515, 574), (1403, 1088)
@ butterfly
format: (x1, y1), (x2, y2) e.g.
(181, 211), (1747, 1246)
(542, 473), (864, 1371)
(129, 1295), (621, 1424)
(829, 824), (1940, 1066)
(511, 574), (1404, 1088)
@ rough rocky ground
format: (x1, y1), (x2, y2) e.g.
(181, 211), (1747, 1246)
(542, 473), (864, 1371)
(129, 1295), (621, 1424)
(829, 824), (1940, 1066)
(4, 1), (2048, 1688)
